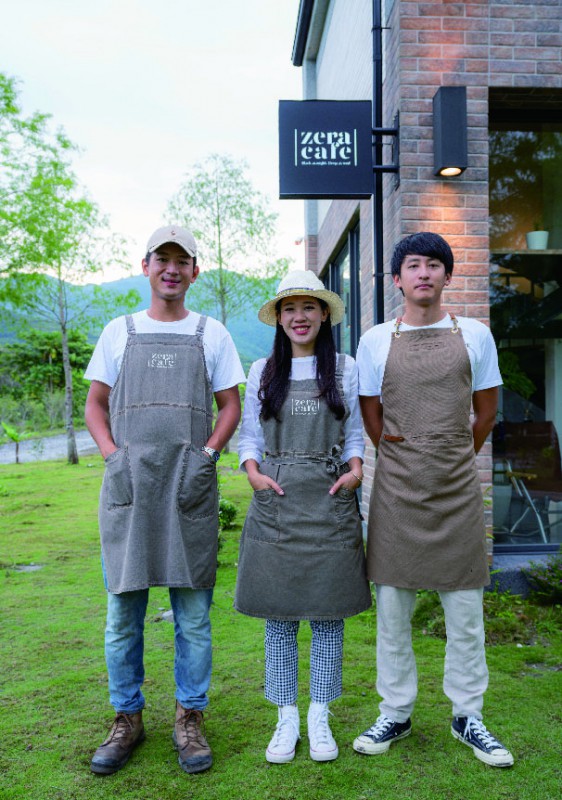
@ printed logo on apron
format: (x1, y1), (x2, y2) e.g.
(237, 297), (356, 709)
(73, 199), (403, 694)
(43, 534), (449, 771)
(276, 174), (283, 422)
(291, 398), (320, 416)
(408, 341), (445, 352)
(148, 352), (177, 369)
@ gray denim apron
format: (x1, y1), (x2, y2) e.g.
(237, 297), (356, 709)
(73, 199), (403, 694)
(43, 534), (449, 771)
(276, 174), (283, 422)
(235, 356), (372, 621)
(367, 317), (489, 590)
(99, 314), (219, 594)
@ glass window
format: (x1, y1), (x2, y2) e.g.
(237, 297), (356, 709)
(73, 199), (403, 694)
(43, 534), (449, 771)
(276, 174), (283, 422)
(489, 90), (562, 551)
(324, 225), (361, 356)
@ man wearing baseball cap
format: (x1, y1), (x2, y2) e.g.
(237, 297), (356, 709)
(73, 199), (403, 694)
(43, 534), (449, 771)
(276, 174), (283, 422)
(84, 225), (245, 777)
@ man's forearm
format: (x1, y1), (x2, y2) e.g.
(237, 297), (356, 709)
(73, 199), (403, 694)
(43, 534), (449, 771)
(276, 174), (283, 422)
(85, 384), (117, 459)
(206, 407), (240, 452)
(472, 387), (499, 454)
(206, 387), (242, 453)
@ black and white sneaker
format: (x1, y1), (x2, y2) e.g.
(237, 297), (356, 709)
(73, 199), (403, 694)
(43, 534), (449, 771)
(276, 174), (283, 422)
(353, 714), (412, 755)
(451, 716), (514, 767)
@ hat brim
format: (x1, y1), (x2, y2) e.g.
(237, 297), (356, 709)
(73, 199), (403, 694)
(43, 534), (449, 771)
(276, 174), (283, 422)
(147, 238), (196, 257)
(258, 288), (345, 327)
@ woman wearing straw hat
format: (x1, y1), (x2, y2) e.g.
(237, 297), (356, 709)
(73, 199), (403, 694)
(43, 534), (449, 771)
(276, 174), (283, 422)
(235, 270), (371, 764)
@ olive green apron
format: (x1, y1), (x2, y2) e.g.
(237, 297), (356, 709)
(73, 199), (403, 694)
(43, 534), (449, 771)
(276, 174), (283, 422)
(99, 314), (219, 594)
(235, 356), (372, 620)
(367, 317), (489, 590)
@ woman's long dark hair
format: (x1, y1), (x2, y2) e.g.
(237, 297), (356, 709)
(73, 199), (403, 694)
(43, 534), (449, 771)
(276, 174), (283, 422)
(258, 298), (345, 421)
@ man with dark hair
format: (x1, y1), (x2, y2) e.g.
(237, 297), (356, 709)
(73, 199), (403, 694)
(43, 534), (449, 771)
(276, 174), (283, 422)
(84, 225), (245, 777)
(390, 230), (454, 279)
(354, 232), (513, 768)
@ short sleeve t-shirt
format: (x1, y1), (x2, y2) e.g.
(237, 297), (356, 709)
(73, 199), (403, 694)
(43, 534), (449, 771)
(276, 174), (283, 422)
(356, 313), (502, 400)
(84, 310), (246, 392)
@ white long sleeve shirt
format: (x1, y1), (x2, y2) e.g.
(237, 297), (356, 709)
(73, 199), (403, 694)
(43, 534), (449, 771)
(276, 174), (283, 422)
(238, 354), (365, 468)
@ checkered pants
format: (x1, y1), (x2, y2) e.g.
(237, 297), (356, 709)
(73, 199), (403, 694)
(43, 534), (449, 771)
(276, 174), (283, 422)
(264, 619), (344, 705)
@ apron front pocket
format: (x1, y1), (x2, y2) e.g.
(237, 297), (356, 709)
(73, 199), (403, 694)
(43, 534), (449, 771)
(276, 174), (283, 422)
(103, 447), (133, 509)
(334, 488), (363, 548)
(245, 489), (281, 543)
(177, 446), (218, 520)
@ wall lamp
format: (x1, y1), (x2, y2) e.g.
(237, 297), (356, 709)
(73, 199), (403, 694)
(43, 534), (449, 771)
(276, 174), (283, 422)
(433, 86), (467, 177)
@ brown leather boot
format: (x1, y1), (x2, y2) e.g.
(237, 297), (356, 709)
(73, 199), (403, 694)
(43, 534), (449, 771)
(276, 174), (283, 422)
(173, 702), (213, 773)
(90, 711), (145, 775)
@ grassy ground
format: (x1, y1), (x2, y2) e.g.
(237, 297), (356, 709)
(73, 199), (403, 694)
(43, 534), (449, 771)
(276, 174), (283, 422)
(0, 454), (561, 800)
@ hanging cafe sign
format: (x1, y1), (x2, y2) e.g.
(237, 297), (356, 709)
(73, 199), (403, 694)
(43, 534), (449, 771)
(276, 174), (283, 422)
(279, 100), (372, 199)
(279, 100), (398, 199)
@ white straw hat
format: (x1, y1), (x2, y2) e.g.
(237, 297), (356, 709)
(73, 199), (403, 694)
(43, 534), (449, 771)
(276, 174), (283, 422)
(258, 270), (345, 327)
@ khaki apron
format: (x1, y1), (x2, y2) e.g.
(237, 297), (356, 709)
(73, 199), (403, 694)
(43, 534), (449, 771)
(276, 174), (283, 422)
(367, 317), (489, 590)
(99, 314), (219, 594)
(235, 356), (372, 621)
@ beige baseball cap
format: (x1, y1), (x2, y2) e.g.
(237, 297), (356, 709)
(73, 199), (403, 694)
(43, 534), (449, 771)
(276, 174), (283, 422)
(146, 225), (197, 257)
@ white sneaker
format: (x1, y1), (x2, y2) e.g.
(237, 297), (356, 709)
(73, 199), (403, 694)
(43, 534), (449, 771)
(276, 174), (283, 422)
(308, 702), (338, 762)
(266, 706), (300, 764)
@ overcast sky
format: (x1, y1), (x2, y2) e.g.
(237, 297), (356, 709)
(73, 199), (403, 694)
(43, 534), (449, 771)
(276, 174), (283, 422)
(0, 0), (305, 278)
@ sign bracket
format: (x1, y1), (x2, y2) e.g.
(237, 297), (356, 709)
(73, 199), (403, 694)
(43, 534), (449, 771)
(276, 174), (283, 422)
(372, 113), (400, 183)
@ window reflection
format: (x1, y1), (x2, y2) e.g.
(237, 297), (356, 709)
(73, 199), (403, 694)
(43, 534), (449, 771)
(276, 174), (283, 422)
(489, 96), (562, 547)
(323, 225), (360, 356)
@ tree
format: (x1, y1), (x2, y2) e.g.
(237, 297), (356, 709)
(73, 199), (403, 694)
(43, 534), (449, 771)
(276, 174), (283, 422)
(0, 328), (93, 409)
(0, 73), (70, 274)
(167, 153), (289, 325)
(1, 422), (22, 464)
(0, 73), (139, 464)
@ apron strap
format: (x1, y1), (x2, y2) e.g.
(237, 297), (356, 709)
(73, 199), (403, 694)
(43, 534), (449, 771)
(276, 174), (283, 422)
(394, 314), (459, 337)
(125, 315), (136, 335)
(195, 315), (207, 337)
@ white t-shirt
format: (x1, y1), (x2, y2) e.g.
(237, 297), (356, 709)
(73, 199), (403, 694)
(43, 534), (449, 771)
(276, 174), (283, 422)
(356, 313), (502, 400)
(238, 354), (365, 467)
(84, 310), (246, 392)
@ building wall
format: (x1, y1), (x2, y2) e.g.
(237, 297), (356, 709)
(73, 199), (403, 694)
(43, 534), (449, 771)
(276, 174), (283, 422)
(301, 0), (562, 516)
(304, 0), (373, 238)
(316, 0), (372, 100)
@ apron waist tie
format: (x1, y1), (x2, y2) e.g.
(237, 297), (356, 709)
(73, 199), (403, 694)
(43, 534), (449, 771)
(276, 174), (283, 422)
(264, 445), (349, 476)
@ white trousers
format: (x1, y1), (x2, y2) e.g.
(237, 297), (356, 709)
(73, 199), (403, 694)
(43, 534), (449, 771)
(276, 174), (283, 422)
(376, 585), (489, 722)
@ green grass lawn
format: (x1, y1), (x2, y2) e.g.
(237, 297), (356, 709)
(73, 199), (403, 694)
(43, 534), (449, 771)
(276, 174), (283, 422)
(0, 454), (560, 800)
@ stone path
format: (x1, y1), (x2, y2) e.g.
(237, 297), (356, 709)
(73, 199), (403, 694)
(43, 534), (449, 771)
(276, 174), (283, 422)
(0, 429), (98, 464)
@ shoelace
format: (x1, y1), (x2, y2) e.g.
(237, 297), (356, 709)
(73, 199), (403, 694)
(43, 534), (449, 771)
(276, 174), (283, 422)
(310, 707), (333, 746)
(177, 710), (205, 744)
(464, 717), (503, 750)
(366, 715), (393, 737)
(271, 715), (299, 749)
(108, 713), (135, 743)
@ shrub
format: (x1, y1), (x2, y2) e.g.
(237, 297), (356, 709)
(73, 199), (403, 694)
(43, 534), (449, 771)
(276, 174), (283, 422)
(523, 553), (562, 605)
(219, 497), (238, 530)
(411, 587), (535, 644)
(411, 590), (446, 638)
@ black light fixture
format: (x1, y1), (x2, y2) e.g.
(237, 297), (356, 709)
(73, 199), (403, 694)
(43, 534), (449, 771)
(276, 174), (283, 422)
(433, 86), (467, 177)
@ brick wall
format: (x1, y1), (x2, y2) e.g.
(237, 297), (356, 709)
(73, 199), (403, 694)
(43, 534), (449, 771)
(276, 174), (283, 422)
(361, 0), (562, 516)
(304, 0), (562, 517)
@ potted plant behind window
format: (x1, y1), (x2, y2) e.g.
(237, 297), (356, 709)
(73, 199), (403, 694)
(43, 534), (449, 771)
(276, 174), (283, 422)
(526, 220), (549, 250)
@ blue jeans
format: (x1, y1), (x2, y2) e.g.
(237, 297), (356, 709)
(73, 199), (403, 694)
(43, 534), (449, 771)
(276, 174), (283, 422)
(105, 587), (214, 714)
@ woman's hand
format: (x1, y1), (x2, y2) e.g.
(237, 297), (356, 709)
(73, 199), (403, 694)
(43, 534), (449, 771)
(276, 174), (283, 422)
(329, 457), (363, 495)
(244, 459), (285, 495)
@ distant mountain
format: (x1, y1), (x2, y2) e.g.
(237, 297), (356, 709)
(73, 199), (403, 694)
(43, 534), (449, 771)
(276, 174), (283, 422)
(1, 271), (275, 370)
